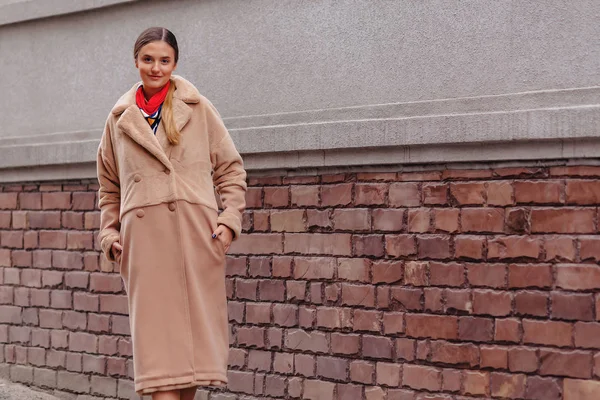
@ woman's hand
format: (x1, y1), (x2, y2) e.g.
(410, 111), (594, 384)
(212, 225), (233, 253)
(112, 241), (123, 262)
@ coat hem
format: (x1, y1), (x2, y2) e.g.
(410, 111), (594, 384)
(135, 372), (228, 395)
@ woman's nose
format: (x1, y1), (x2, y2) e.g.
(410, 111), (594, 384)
(151, 62), (160, 72)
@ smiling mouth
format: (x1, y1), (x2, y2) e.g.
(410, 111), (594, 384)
(149, 75), (162, 79)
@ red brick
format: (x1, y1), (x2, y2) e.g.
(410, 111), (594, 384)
(72, 192), (95, 210)
(32, 250), (52, 269)
(539, 349), (592, 378)
(481, 345), (508, 369)
(0, 249), (10, 267)
(245, 187), (262, 208)
(42, 193), (71, 210)
(66, 232), (93, 250)
(463, 370), (490, 396)
(236, 326), (265, 348)
(1, 231), (23, 249)
(532, 208), (595, 233)
(62, 211), (84, 229)
(111, 315), (130, 335)
(417, 235), (451, 259)
(247, 349), (271, 371)
(291, 185), (319, 207)
(566, 180), (600, 204)
(332, 209), (371, 231)
(424, 287), (443, 312)
(552, 293), (594, 321)
(353, 234), (383, 257)
(429, 262), (464, 286)
(423, 183), (448, 205)
(433, 208), (459, 233)
(556, 264), (600, 290)
(461, 208), (504, 233)
(263, 187), (289, 208)
(270, 210), (305, 232)
(404, 261), (428, 286)
(98, 336), (117, 356)
(508, 347), (538, 373)
(574, 322), (600, 348)
(321, 183), (352, 206)
(515, 291), (548, 317)
(293, 257), (335, 280)
(514, 181), (563, 204)
(62, 311), (87, 330)
(372, 209), (405, 231)
(488, 236), (541, 259)
(69, 332), (97, 353)
(73, 292), (99, 312)
(523, 319), (573, 347)
(564, 378), (600, 400)
(341, 284), (375, 307)
(50, 290), (72, 309)
(458, 317), (493, 342)
(353, 309), (381, 332)
(362, 335), (392, 359)
(431, 341), (479, 367)
(508, 264), (553, 288)
(331, 332), (359, 356)
(11, 250), (32, 267)
(391, 287), (423, 311)
(89, 273), (122, 293)
(294, 353), (315, 377)
(402, 364), (441, 391)
(406, 314), (457, 340)
(337, 258), (369, 282)
(88, 313), (110, 333)
(544, 236), (576, 261)
(467, 263), (506, 288)
(230, 233), (283, 255)
(83, 212), (100, 231)
(376, 362), (401, 386)
(473, 290), (511, 316)
(21, 269), (41, 288)
(0, 212), (10, 229)
(19, 193), (41, 210)
(495, 318), (521, 343)
(52, 251), (83, 270)
(285, 329), (328, 353)
(490, 372), (525, 398)
(408, 208), (430, 233)
(246, 302), (271, 324)
(0, 193), (17, 209)
(580, 236), (600, 262)
(100, 294), (129, 315)
(28, 211), (61, 229)
(316, 356), (348, 381)
(285, 233), (351, 256)
(355, 183), (387, 206)
(23, 231), (37, 249)
(304, 379), (335, 399)
(389, 182), (420, 207)
(385, 235), (417, 257)
(451, 182), (486, 205)
(227, 370), (254, 394)
(252, 210), (269, 231)
(507, 208), (529, 236)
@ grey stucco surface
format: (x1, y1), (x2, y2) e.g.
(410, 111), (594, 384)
(0, 0), (599, 180)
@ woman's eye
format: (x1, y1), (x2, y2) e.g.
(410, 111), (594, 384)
(161, 59), (169, 64)
(144, 57), (151, 62)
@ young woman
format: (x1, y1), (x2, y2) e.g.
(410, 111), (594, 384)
(96, 27), (247, 399)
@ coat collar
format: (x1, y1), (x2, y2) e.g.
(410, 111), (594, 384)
(111, 75), (199, 170)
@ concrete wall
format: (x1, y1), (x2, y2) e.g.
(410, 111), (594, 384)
(0, 0), (599, 181)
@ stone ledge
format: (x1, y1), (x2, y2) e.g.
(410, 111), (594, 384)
(0, 0), (138, 26)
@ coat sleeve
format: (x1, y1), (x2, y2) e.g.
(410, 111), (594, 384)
(97, 118), (121, 262)
(206, 100), (247, 240)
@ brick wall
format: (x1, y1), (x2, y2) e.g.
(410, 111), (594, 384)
(1, 165), (600, 399)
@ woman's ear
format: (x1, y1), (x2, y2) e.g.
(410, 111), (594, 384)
(173, 62), (177, 71)
(134, 58), (139, 68)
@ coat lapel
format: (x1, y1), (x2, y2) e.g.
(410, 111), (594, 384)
(117, 105), (173, 170)
(111, 75), (200, 169)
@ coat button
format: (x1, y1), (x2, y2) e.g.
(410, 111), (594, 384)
(168, 203), (176, 211)
(134, 174), (142, 182)
(136, 209), (145, 218)
(164, 169), (171, 175)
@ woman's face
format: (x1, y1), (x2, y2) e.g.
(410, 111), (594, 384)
(135, 40), (177, 96)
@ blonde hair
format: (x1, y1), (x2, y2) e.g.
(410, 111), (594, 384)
(162, 79), (180, 145)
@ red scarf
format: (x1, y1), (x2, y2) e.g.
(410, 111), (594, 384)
(135, 80), (170, 115)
